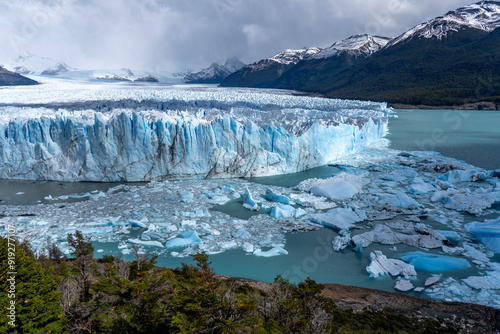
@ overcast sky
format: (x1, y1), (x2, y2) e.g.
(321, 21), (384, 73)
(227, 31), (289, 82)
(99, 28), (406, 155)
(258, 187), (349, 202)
(0, 0), (476, 72)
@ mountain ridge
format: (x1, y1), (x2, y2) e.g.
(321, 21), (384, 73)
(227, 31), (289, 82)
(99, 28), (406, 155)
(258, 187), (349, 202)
(221, 1), (500, 107)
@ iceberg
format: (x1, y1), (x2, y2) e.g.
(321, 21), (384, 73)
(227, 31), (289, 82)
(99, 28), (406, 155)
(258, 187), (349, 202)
(400, 252), (471, 272)
(438, 169), (486, 183)
(0, 83), (388, 182)
(264, 188), (290, 204)
(269, 205), (307, 219)
(406, 177), (436, 194)
(310, 176), (365, 200)
(165, 231), (202, 248)
(309, 208), (366, 230)
(394, 279), (414, 292)
(465, 217), (500, 254)
(253, 246), (288, 257)
(366, 251), (417, 278)
(242, 188), (260, 211)
(378, 191), (420, 209)
(352, 223), (445, 249)
(290, 193), (336, 210)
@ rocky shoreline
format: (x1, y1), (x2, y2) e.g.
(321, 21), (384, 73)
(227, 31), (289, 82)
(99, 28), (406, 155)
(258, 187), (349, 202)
(225, 276), (500, 334)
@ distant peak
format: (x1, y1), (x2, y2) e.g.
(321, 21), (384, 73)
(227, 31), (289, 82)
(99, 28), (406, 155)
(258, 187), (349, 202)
(386, 0), (500, 48)
(312, 35), (391, 59)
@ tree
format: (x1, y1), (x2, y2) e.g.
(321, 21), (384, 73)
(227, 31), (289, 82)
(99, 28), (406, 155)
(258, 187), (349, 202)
(67, 230), (94, 258)
(0, 236), (67, 333)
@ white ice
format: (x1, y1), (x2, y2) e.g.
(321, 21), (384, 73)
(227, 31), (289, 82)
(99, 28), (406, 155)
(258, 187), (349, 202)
(309, 208), (366, 231)
(366, 251), (417, 278)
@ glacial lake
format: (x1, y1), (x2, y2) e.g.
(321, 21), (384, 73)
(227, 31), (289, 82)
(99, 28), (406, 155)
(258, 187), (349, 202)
(1, 108), (499, 301)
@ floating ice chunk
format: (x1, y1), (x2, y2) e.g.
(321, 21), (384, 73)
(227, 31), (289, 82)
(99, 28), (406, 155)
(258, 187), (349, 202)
(407, 177), (436, 194)
(425, 276), (440, 287)
(264, 188), (290, 204)
(352, 223), (445, 249)
(179, 192), (194, 203)
(378, 191), (419, 209)
(242, 242), (254, 253)
(220, 240), (238, 250)
(159, 223), (178, 233)
(366, 251), (417, 278)
(269, 205), (307, 219)
(129, 218), (148, 228)
(128, 238), (164, 248)
(16, 192), (25, 195)
(395, 279), (414, 292)
(253, 246), (288, 257)
(438, 169), (486, 183)
(309, 208), (366, 230)
(174, 209), (212, 218)
(400, 252), (471, 272)
(290, 193), (336, 210)
(181, 220), (197, 229)
(310, 173), (366, 200)
(437, 230), (461, 244)
(465, 217), (500, 253)
(165, 231), (201, 248)
(234, 228), (251, 240)
(463, 269), (500, 290)
(463, 243), (490, 263)
(332, 230), (351, 251)
(433, 187), (500, 215)
(242, 188), (259, 211)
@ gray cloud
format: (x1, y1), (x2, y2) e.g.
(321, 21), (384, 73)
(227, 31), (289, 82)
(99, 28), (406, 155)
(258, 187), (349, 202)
(0, 0), (476, 71)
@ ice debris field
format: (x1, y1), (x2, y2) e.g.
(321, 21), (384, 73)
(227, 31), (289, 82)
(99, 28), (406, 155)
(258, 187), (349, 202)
(0, 81), (499, 309)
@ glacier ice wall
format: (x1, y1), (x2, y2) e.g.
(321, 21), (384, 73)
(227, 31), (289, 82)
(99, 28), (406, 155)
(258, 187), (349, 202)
(0, 85), (388, 181)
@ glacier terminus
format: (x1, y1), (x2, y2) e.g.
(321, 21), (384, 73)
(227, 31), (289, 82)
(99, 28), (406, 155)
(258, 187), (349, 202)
(0, 79), (388, 181)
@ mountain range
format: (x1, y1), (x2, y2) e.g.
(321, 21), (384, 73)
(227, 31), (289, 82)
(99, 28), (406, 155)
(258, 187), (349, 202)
(221, 1), (500, 107)
(184, 57), (245, 84)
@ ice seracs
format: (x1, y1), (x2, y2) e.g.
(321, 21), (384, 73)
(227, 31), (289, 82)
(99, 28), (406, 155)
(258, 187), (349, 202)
(0, 81), (388, 182)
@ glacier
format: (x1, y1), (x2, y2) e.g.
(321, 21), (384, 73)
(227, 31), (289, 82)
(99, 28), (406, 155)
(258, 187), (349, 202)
(0, 80), (388, 182)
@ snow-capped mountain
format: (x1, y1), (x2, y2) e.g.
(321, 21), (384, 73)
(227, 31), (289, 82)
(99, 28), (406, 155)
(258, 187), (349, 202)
(312, 35), (391, 59)
(55, 68), (162, 83)
(248, 47), (320, 72)
(269, 47), (321, 65)
(8, 53), (73, 76)
(184, 57), (245, 84)
(386, 0), (500, 48)
(222, 1), (500, 106)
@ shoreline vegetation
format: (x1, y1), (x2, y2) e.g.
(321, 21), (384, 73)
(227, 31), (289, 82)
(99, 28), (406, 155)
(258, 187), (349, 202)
(1, 233), (499, 333)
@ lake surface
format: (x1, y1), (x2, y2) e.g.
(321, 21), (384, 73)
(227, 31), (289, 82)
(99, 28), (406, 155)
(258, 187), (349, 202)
(387, 109), (500, 170)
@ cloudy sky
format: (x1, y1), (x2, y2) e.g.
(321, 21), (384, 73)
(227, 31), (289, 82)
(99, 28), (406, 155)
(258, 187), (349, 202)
(0, 0), (476, 72)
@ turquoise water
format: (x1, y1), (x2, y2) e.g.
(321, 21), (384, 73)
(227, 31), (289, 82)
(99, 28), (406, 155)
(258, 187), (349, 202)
(388, 109), (500, 170)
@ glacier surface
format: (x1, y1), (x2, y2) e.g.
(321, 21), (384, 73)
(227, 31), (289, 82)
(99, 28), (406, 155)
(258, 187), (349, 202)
(0, 80), (388, 182)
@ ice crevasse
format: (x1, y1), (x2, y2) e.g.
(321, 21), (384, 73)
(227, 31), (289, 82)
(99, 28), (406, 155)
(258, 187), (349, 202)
(0, 89), (388, 182)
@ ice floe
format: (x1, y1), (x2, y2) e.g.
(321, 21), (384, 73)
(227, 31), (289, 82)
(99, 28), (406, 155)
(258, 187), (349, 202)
(366, 251), (417, 278)
(400, 252), (471, 272)
(466, 217), (500, 253)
